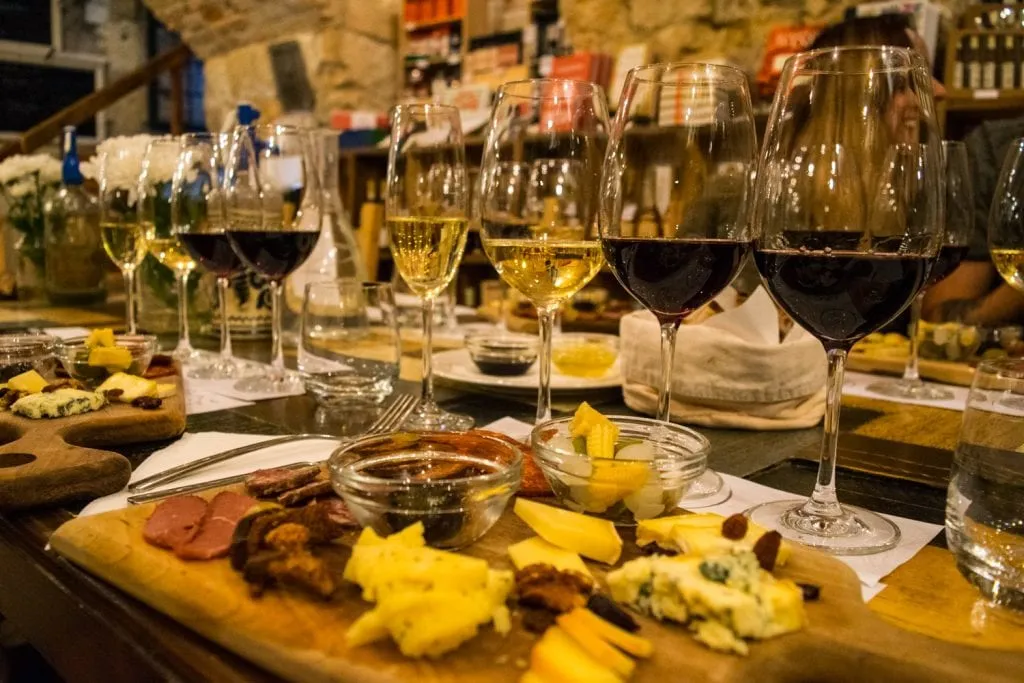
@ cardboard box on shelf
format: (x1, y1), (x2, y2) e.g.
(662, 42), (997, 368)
(755, 24), (823, 100)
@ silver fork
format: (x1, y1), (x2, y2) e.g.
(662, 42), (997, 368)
(126, 393), (418, 495)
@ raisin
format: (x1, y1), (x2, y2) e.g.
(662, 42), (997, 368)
(521, 607), (556, 634)
(586, 593), (639, 632)
(753, 530), (782, 571)
(131, 396), (163, 410)
(104, 388), (124, 400)
(721, 513), (749, 540)
(797, 582), (821, 602)
(41, 384), (58, 393)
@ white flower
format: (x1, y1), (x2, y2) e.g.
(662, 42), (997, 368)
(0, 154), (60, 185)
(6, 179), (35, 199)
(86, 135), (157, 196)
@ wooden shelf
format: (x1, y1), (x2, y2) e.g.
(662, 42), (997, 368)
(945, 93), (1024, 111)
(404, 15), (464, 32)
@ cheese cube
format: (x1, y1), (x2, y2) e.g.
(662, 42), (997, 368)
(8, 370), (48, 394)
(85, 328), (116, 348)
(87, 346), (133, 370)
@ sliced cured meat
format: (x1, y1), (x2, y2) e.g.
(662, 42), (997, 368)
(143, 495), (207, 550)
(245, 465), (321, 497)
(175, 491), (257, 561)
(277, 479), (333, 507)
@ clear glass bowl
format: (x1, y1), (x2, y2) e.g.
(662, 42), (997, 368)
(531, 415), (709, 525)
(55, 335), (158, 386)
(465, 331), (539, 376)
(552, 333), (619, 378)
(328, 430), (523, 548)
(0, 335), (57, 382)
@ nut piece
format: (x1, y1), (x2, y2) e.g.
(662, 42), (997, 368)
(515, 564), (594, 613)
(721, 513), (749, 540)
(753, 530), (782, 571)
(265, 522), (311, 550)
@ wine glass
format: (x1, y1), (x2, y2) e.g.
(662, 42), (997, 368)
(98, 146), (149, 333)
(171, 133), (249, 379)
(989, 136), (1024, 292)
(139, 136), (202, 363)
(750, 46), (943, 554)
(600, 62), (758, 505)
(225, 124), (322, 394)
(868, 140), (974, 400)
(385, 103), (472, 431)
(479, 79), (610, 423)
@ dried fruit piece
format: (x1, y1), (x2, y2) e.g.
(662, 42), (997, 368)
(721, 513), (749, 540)
(585, 593), (638, 633)
(753, 530), (782, 571)
(797, 582), (821, 602)
(131, 396), (163, 410)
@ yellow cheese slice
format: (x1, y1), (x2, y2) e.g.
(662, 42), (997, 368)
(507, 536), (591, 577)
(8, 370), (48, 394)
(514, 498), (622, 564)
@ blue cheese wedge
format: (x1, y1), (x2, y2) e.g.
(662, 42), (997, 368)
(606, 550), (805, 655)
(11, 389), (106, 419)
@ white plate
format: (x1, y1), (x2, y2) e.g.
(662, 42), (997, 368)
(432, 347), (622, 391)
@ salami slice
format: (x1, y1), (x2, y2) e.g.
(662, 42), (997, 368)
(142, 495), (208, 550)
(175, 491), (257, 561)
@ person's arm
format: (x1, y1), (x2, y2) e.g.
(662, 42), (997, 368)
(922, 261), (994, 320)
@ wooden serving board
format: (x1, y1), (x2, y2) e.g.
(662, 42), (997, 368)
(847, 352), (976, 386)
(0, 371), (186, 510)
(49, 496), (1024, 683)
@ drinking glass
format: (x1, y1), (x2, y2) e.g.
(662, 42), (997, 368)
(749, 46), (943, 554)
(98, 147), (149, 333)
(989, 137), (1024, 292)
(225, 124), (322, 394)
(298, 281), (400, 407)
(479, 79), (610, 423)
(171, 133), (249, 379)
(385, 104), (472, 431)
(139, 136), (201, 362)
(947, 359), (1024, 611)
(868, 140), (974, 400)
(600, 62), (757, 505)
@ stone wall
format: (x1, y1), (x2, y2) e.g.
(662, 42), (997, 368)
(141, 0), (400, 128)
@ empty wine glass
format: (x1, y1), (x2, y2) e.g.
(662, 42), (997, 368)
(172, 133), (249, 379)
(750, 46), (943, 554)
(225, 125), (322, 394)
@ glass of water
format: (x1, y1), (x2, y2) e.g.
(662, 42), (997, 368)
(947, 358), (1024, 611)
(298, 281), (400, 406)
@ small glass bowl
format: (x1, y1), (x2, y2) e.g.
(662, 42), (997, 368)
(465, 331), (539, 376)
(531, 415), (709, 525)
(0, 335), (57, 382)
(328, 430), (523, 548)
(552, 333), (619, 378)
(55, 335), (158, 386)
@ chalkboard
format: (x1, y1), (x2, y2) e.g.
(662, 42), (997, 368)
(0, 61), (97, 136)
(0, 0), (52, 45)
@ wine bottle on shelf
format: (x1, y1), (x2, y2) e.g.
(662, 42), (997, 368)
(1018, 35), (1024, 89)
(953, 36), (966, 90)
(1001, 33), (1017, 89)
(634, 167), (662, 239)
(967, 35), (982, 89)
(983, 34), (998, 89)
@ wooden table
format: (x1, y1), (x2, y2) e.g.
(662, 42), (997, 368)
(0, 303), (1022, 682)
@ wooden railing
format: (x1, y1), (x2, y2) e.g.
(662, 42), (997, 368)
(0, 43), (192, 162)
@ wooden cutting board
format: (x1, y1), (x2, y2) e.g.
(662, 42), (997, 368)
(49, 497), (1024, 683)
(0, 371), (186, 510)
(847, 352), (976, 386)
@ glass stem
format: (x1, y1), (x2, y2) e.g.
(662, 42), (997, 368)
(804, 347), (847, 518)
(217, 277), (233, 363)
(419, 295), (437, 409)
(176, 270), (192, 352)
(902, 294), (923, 384)
(123, 269), (136, 334)
(657, 321), (681, 422)
(536, 306), (556, 424)
(269, 279), (286, 380)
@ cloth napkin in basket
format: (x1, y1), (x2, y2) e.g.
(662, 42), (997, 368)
(621, 287), (827, 430)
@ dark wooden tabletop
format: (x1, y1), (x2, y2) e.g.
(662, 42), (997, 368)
(0, 311), (967, 683)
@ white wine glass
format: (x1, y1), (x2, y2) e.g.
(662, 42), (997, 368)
(99, 147), (149, 333)
(385, 103), (472, 431)
(139, 136), (202, 363)
(479, 79), (610, 423)
(989, 137), (1024, 293)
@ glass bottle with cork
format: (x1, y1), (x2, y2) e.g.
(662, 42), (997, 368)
(44, 126), (107, 305)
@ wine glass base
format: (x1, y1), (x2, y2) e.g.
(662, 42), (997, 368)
(746, 498), (902, 555)
(232, 372), (304, 395)
(867, 378), (954, 401)
(187, 358), (248, 380)
(401, 403), (474, 432)
(679, 470), (731, 508)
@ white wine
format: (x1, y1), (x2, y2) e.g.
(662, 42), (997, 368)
(387, 216), (469, 297)
(991, 247), (1024, 292)
(101, 221), (148, 270)
(148, 236), (196, 272)
(483, 237), (603, 309)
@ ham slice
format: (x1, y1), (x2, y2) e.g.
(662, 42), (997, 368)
(175, 491), (257, 561)
(142, 495), (208, 550)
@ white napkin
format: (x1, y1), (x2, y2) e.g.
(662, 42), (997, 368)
(79, 432), (341, 517)
(482, 417), (942, 596)
(184, 375), (305, 403)
(41, 326), (91, 340)
(185, 391), (254, 415)
(843, 370), (969, 412)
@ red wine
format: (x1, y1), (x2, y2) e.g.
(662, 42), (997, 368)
(755, 248), (928, 350)
(926, 244), (968, 287)
(226, 230), (320, 279)
(602, 237), (750, 324)
(179, 233), (246, 278)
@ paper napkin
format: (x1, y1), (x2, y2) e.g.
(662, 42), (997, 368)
(843, 370), (969, 412)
